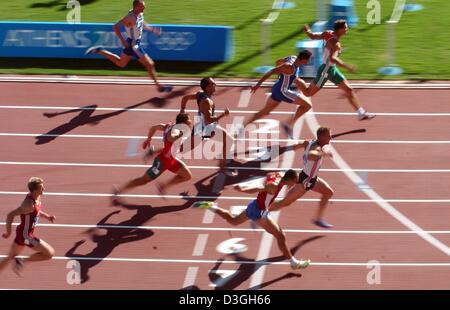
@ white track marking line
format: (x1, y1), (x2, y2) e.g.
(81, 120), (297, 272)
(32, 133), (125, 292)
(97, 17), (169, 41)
(192, 234), (209, 256)
(2, 105), (450, 116)
(2, 222), (449, 235)
(1, 191), (450, 203)
(305, 112), (450, 256)
(250, 118), (304, 289)
(182, 266), (199, 288)
(3, 132), (450, 144)
(1, 160), (450, 173)
(1, 76), (450, 89)
(202, 209), (215, 224)
(0, 254), (448, 267)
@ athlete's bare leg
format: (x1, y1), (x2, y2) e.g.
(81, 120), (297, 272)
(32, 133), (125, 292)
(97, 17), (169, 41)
(271, 183), (307, 211)
(257, 216), (292, 259)
(211, 207), (249, 226)
(158, 161), (192, 194)
(337, 80), (375, 120)
(97, 50), (132, 68)
(243, 97), (280, 128)
(216, 125), (235, 171)
(337, 80), (362, 111)
(23, 239), (55, 263)
(116, 174), (152, 195)
(285, 95), (312, 128)
(302, 83), (321, 97)
(138, 54), (162, 90)
(257, 215), (310, 269)
(311, 177), (334, 223)
(0, 242), (23, 273)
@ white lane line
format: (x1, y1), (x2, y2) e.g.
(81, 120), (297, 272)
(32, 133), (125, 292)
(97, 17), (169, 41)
(1, 191), (450, 203)
(202, 208), (215, 224)
(192, 234), (209, 256)
(1, 76), (450, 89)
(182, 267), (199, 288)
(2, 161), (450, 173)
(3, 132), (450, 144)
(2, 222), (449, 235)
(1, 254), (448, 267)
(2, 105), (450, 116)
(306, 112), (450, 256)
(250, 118), (304, 289)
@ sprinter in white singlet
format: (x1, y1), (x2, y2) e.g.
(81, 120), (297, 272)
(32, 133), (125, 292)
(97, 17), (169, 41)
(269, 126), (335, 229)
(85, 0), (172, 93)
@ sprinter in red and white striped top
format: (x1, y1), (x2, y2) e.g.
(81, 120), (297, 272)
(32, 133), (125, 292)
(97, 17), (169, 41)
(0, 177), (55, 276)
(193, 170), (311, 270)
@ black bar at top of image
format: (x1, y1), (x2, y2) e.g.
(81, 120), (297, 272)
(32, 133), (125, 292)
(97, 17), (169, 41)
(1, 290), (450, 308)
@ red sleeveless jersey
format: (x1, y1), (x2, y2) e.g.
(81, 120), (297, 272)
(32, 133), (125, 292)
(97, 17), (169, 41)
(17, 194), (41, 237)
(255, 173), (283, 210)
(159, 123), (177, 161)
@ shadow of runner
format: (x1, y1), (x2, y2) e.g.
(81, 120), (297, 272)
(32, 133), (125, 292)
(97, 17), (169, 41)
(208, 236), (324, 290)
(65, 199), (192, 283)
(30, 0), (99, 10)
(36, 98), (155, 145)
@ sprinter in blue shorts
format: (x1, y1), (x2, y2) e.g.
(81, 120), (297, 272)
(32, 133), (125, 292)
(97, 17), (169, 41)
(85, 0), (172, 93)
(242, 50), (313, 139)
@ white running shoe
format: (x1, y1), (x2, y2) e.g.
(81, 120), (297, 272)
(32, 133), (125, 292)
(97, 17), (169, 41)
(359, 112), (376, 121)
(290, 259), (311, 270)
(85, 46), (104, 55)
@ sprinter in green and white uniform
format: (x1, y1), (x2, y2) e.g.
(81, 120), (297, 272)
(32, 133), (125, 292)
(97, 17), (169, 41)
(299, 20), (375, 121)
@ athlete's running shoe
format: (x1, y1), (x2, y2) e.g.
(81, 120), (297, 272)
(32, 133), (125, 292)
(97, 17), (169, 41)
(13, 257), (24, 277)
(192, 201), (216, 209)
(290, 259), (311, 270)
(158, 85), (173, 93)
(282, 123), (294, 140)
(85, 46), (104, 55)
(313, 219), (334, 229)
(359, 112), (376, 121)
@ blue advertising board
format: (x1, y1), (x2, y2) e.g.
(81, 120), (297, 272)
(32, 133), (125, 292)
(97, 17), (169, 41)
(0, 22), (233, 62)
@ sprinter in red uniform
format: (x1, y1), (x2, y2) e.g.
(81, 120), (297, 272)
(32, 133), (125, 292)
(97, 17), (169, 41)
(113, 113), (193, 202)
(193, 170), (311, 270)
(0, 177), (55, 276)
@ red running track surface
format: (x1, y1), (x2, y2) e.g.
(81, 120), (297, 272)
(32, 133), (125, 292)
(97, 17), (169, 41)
(0, 79), (449, 289)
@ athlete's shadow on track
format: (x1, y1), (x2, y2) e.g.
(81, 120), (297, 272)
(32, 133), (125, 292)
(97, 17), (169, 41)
(36, 99), (155, 145)
(208, 236), (323, 290)
(30, 0), (99, 10)
(147, 85), (232, 109)
(65, 199), (191, 283)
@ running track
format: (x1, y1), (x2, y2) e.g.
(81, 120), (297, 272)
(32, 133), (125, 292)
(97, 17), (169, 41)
(0, 76), (449, 290)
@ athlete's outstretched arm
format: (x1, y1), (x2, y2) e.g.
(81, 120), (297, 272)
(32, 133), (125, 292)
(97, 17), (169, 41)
(199, 98), (229, 124)
(251, 64), (294, 93)
(303, 24), (325, 40)
(234, 183), (265, 194)
(269, 184), (305, 211)
(167, 128), (184, 143)
(40, 211), (56, 223)
(180, 94), (198, 113)
(114, 15), (134, 48)
(234, 173), (277, 194)
(330, 42), (356, 73)
(143, 22), (161, 36)
(142, 123), (165, 149)
(2, 200), (34, 239)
(307, 145), (333, 161)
